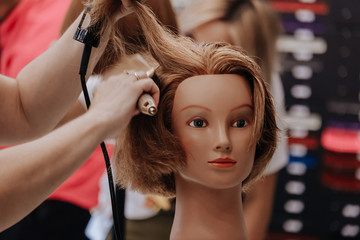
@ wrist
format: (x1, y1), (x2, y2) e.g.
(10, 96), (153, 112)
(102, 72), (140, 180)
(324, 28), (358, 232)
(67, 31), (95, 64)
(78, 110), (110, 145)
(78, 75), (102, 110)
(84, 109), (122, 142)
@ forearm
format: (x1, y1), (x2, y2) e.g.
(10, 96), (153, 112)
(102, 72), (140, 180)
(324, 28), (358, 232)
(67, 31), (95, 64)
(243, 174), (278, 240)
(0, 66), (160, 232)
(56, 101), (87, 128)
(60, 0), (84, 35)
(0, 112), (107, 232)
(14, 12), (111, 139)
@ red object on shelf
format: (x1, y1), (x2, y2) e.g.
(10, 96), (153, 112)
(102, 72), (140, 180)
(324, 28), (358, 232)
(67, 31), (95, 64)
(267, 232), (319, 240)
(269, 1), (329, 15)
(321, 170), (360, 193)
(321, 127), (360, 153)
(288, 135), (319, 150)
(323, 151), (360, 170)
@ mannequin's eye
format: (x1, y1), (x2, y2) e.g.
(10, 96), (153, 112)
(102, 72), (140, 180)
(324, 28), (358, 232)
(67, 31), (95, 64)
(232, 119), (248, 128)
(189, 119), (207, 128)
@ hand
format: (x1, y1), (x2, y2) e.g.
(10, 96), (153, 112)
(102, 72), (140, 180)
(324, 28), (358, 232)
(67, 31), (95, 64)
(115, 0), (142, 21)
(89, 0), (144, 23)
(88, 72), (159, 139)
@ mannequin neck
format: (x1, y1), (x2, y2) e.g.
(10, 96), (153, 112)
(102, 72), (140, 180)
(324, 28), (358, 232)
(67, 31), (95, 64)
(170, 177), (248, 240)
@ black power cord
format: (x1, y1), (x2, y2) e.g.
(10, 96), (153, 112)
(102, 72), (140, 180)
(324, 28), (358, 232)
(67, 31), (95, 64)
(74, 8), (124, 240)
(79, 44), (124, 240)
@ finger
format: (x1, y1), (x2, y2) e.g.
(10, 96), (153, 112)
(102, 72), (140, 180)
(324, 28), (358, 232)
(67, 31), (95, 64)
(115, 0), (136, 21)
(121, 0), (135, 9)
(122, 0), (146, 6)
(124, 70), (147, 81)
(133, 108), (141, 116)
(136, 78), (160, 106)
(119, 71), (137, 81)
(134, 71), (147, 80)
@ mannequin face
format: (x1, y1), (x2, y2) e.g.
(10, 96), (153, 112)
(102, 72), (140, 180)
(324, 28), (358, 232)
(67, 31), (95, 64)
(172, 74), (256, 190)
(190, 20), (232, 44)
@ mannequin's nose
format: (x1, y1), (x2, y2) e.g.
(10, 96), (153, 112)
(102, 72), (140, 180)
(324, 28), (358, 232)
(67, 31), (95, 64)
(213, 125), (232, 152)
(214, 143), (232, 152)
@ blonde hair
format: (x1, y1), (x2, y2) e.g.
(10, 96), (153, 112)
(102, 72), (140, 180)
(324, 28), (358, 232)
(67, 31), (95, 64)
(179, 0), (282, 84)
(89, 1), (278, 197)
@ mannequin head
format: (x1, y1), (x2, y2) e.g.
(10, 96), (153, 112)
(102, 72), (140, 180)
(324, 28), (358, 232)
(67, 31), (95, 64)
(113, 43), (277, 198)
(90, 2), (277, 197)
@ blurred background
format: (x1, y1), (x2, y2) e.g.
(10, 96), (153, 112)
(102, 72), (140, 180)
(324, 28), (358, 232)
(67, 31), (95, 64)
(175, 0), (360, 239)
(0, 0), (358, 239)
(266, 1), (360, 239)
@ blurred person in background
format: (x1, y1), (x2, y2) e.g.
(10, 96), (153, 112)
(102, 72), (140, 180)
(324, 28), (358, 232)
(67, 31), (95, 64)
(0, 0), (71, 77)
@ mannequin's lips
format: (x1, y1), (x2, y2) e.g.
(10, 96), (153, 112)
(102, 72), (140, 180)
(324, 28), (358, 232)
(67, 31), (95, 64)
(208, 158), (237, 168)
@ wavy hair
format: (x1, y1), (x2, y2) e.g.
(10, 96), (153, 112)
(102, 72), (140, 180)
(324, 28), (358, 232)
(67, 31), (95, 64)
(89, 1), (278, 197)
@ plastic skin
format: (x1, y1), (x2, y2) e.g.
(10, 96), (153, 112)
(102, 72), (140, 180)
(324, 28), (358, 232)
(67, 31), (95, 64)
(170, 74), (255, 240)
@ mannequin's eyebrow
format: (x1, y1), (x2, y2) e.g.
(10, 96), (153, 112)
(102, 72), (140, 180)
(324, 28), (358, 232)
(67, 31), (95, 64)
(180, 105), (212, 112)
(230, 104), (253, 112)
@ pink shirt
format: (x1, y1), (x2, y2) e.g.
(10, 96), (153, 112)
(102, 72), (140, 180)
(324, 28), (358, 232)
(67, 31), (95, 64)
(50, 145), (114, 210)
(1, 0), (110, 210)
(0, 0), (71, 77)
